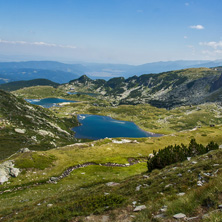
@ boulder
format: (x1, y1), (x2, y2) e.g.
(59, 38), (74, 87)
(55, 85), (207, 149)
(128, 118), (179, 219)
(132, 201), (137, 205)
(197, 181), (203, 187)
(143, 175), (149, 179)
(149, 153), (154, 158)
(165, 184), (173, 189)
(106, 182), (120, 187)
(50, 177), (59, 182)
(177, 192), (185, 196)
(101, 215), (109, 222)
(136, 185), (141, 191)
(133, 205), (146, 212)
(173, 213), (186, 219)
(154, 214), (165, 219)
(14, 128), (26, 134)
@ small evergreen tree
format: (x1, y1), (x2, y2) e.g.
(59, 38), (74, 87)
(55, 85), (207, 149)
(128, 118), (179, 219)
(147, 139), (219, 172)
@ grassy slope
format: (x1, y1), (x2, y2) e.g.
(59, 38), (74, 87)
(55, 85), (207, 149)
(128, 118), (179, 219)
(0, 127), (222, 221)
(3, 124), (222, 186)
(0, 110), (222, 220)
(13, 86), (67, 99)
(0, 90), (78, 159)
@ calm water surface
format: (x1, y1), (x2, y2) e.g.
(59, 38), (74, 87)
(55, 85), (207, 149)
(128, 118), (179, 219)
(26, 98), (77, 108)
(72, 114), (161, 140)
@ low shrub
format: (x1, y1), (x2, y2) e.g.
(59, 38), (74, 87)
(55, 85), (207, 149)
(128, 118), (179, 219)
(33, 194), (125, 221)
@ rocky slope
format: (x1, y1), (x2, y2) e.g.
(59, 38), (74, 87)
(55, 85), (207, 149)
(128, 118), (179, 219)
(61, 68), (222, 108)
(0, 90), (77, 159)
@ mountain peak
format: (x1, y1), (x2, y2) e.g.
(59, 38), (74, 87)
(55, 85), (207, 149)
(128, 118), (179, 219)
(78, 75), (91, 82)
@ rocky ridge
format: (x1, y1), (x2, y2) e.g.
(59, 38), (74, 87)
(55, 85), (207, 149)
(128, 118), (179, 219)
(61, 68), (222, 108)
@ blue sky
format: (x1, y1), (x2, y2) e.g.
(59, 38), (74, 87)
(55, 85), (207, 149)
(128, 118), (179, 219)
(0, 0), (222, 64)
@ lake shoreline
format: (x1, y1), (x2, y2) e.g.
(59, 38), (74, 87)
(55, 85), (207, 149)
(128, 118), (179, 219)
(72, 114), (162, 140)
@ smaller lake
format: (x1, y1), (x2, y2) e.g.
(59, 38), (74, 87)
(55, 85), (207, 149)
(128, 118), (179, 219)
(26, 98), (77, 108)
(72, 114), (161, 140)
(67, 92), (99, 97)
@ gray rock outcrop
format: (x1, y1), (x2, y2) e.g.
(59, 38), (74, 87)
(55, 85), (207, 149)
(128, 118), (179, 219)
(0, 161), (20, 184)
(17, 148), (30, 153)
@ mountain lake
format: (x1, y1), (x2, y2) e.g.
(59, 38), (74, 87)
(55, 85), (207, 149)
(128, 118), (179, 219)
(26, 98), (77, 108)
(72, 114), (161, 140)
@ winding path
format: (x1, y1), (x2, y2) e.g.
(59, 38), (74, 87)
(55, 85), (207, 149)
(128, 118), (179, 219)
(0, 158), (147, 194)
(50, 158), (146, 182)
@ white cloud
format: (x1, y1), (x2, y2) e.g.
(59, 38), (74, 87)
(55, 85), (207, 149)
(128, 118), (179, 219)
(190, 25), (205, 30)
(199, 41), (222, 57)
(32, 41), (56, 47)
(185, 2), (189, 6)
(137, 9), (143, 13)
(202, 49), (222, 55)
(0, 39), (76, 49)
(184, 36), (188, 39)
(199, 41), (222, 49)
(215, 50), (222, 54)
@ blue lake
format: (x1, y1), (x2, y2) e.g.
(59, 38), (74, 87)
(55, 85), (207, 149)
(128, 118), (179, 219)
(72, 114), (161, 140)
(26, 98), (77, 108)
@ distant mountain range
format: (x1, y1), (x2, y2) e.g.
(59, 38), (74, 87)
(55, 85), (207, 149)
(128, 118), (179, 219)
(0, 60), (221, 84)
(0, 68), (80, 84)
(1, 66), (222, 108)
(0, 79), (59, 91)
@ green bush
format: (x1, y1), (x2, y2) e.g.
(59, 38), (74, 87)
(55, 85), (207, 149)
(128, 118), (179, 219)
(147, 139), (218, 172)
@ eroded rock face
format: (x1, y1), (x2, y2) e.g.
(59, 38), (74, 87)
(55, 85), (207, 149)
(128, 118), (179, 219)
(10, 168), (20, 177)
(0, 161), (20, 184)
